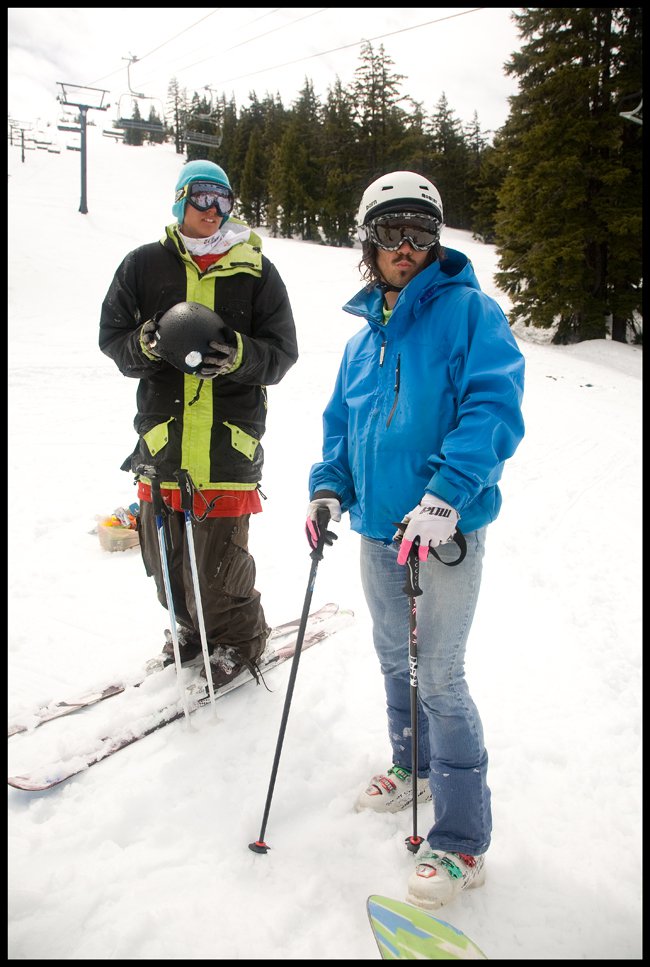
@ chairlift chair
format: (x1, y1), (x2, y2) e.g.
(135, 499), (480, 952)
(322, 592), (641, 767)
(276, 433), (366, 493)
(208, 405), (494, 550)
(115, 82), (165, 136)
(182, 129), (223, 147)
(182, 85), (222, 147)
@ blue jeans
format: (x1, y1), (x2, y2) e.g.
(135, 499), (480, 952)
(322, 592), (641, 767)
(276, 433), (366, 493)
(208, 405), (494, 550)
(360, 531), (491, 855)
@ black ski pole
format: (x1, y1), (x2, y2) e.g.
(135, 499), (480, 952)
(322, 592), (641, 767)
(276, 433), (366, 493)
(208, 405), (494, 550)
(249, 507), (333, 854)
(403, 540), (425, 853)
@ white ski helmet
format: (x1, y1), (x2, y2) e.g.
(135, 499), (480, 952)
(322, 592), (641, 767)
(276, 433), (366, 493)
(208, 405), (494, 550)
(356, 171), (443, 230)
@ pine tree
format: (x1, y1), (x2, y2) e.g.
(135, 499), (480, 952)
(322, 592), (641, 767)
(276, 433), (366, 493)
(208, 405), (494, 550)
(393, 98), (432, 178)
(462, 112), (489, 233)
(606, 7), (643, 343)
(494, 7), (642, 343)
(427, 94), (470, 228)
(239, 128), (266, 225)
(351, 42), (407, 176)
(319, 79), (360, 246)
(215, 95), (240, 184)
(471, 134), (509, 244)
(166, 79), (186, 155)
(290, 80), (323, 240)
(147, 106), (164, 145)
(123, 101), (143, 147)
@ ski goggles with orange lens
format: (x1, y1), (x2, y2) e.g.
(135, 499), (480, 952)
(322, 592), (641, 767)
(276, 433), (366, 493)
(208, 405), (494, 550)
(181, 181), (234, 215)
(359, 211), (442, 251)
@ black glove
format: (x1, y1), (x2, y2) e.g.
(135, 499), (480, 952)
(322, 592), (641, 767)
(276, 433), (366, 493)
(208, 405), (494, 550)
(197, 339), (240, 378)
(140, 318), (161, 358)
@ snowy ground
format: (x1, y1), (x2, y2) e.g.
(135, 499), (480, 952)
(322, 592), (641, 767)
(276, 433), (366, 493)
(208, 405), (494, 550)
(8, 130), (642, 959)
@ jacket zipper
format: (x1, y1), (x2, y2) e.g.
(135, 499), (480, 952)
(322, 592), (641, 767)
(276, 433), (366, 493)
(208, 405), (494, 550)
(386, 353), (401, 428)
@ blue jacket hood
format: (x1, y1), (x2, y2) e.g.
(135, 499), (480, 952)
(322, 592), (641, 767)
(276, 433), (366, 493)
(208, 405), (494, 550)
(343, 248), (480, 327)
(309, 248), (525, 541)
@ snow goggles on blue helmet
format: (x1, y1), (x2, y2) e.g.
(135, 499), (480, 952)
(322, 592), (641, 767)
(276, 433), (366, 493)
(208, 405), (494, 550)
(177, 181), (234, 215)
(359, 211), (442, 251)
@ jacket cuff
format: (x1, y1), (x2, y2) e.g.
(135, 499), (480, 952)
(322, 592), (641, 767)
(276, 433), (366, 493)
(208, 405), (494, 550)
(311, 489), (342, 501)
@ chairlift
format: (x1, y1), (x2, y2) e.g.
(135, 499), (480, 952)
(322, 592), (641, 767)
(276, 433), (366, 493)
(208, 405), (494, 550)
(181, 84), (223, 147)
(115, 57), (166, 136)
(116, 117), (165, 135)
(182, 129), (223, 147)
(115, 92), (165, 135)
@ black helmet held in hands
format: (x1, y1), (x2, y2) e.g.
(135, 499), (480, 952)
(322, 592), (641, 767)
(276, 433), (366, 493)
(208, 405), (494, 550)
(153, 302), (232, 374)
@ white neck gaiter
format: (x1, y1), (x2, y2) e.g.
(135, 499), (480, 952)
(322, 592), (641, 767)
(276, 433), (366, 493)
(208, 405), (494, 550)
(178, 222), (251, 256)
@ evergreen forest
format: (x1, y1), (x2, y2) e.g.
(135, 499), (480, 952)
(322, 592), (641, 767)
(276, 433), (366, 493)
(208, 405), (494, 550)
(116, 9), (642, 344)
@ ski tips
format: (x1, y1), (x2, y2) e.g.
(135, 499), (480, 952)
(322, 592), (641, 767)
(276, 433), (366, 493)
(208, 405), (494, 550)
(367, 894), (488, 960)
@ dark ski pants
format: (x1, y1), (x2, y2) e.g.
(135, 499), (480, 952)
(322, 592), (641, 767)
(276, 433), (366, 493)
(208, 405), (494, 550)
(138, 502), (269, 662)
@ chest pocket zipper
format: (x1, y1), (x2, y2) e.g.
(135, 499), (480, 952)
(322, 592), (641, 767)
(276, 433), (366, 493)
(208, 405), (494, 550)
(386, 354), (401, 428)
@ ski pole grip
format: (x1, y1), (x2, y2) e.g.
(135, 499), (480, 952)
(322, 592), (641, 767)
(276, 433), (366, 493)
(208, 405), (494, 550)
(150, 475), (164, 518)
(175, 469), (193, 514)
(402, 541), (423, 597)
(311, 506), (331, 561)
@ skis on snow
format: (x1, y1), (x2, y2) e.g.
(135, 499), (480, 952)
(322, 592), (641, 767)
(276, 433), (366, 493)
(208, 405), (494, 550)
(8, 602), (342, 737)
(8, 604), (353, 792)
(367, 895), (487, 960)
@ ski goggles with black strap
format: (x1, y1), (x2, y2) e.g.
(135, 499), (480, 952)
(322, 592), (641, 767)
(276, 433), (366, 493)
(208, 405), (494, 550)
(177, 181), (235, 215)
(359, 211), (442, 251)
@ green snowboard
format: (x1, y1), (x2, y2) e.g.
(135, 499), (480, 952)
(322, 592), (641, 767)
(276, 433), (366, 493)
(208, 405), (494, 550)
(367, 895), (487, 960)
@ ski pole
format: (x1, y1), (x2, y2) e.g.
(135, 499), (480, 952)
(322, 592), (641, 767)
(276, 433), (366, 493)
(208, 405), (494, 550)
(150, 474), (191, 723)
(393, 522), (466, 854)
(248, 507), (333, 854)
(175, 470), (216, 709)
(403, 540), (425, 854)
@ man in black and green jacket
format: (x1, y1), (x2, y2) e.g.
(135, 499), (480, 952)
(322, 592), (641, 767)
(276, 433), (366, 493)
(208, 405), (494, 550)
(99, 159), (298, 688)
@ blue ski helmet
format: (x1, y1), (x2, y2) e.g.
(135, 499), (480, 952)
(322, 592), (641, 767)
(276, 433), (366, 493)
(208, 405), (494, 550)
(172, 159), (232, 225)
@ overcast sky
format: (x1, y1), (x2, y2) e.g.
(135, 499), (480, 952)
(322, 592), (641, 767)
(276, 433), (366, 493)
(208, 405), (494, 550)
(8, 7), (523, 135)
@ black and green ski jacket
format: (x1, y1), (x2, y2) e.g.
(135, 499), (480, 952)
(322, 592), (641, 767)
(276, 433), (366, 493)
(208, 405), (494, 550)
(99, 221), (298, 491)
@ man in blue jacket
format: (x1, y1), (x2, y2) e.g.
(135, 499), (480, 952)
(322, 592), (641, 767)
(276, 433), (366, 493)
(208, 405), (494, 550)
(306, 171), (525, 910)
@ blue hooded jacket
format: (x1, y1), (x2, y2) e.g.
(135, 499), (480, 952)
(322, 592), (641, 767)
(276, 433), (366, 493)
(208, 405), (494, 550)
(309, 248), (525, 541)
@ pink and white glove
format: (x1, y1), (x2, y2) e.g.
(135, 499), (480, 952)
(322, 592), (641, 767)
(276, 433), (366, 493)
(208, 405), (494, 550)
(396, 494), (459, 565)
(306, 496), (341, 551)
